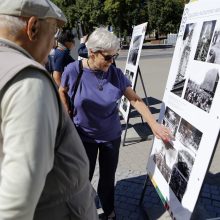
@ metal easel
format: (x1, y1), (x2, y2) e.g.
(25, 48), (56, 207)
(122, 65), (150, 146)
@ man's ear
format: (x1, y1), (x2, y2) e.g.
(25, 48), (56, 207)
(26, 17), (40, 41)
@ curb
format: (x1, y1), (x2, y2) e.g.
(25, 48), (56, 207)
(121, 44), (174, 50)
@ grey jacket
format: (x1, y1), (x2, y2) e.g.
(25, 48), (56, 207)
(0, 40), (97, 220)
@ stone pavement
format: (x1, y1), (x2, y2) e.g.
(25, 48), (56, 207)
(91, 48), (220, 220)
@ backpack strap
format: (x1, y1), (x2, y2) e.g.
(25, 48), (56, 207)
(73, 60), (83, 101)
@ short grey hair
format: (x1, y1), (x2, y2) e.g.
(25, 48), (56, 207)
(0, 15), (26, 36)
(86, 27), (120, 55)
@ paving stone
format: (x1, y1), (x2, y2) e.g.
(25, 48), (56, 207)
(213, 201), (220, 208)
(212, 195), (220, 201)
(201, 198), (212, 205)
(202, 192), (211, 198)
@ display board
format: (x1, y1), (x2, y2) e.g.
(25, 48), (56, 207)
(147, 1), (220, 219)
(119, 22), (147, 122)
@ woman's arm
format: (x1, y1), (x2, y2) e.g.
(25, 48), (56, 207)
(59, 86), (72, 116)
(53, 71), (62, 86)
(124, 86), (171, 141)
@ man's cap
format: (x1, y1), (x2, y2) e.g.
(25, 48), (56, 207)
(0, 0), (67, 26)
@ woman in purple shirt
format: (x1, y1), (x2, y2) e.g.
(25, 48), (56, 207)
(59, 28), (171, 220)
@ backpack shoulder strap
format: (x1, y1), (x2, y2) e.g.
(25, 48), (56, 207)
(72, 60), (83, 102)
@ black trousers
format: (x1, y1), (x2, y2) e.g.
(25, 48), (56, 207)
(83, 137), (121, 216)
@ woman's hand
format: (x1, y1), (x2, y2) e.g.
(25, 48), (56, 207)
(151, 122), (173, 142)
(123, 87), (173, 142)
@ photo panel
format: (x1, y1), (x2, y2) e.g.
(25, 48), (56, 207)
(128, 35), (142, 66)
(121, 96), (128, 113)
(119, 22), (147, 122)
(170, 23), (196, 97)
(162, 106), (181, 138)
(176, 118), (203, 156)
(147, 1), (220, 219)
(177, 149), (195, 181)
(194, 20), (216, 62)
(207, 20), (220, 64)
(153, 142), (178, 183)
(183, 67), (219, 113)
(125, 69), (135, 87)
(169, 166), (188, 202)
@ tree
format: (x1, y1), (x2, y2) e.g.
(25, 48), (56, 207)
(51, 0), (76, 28)
(148, 0), (186, 37)
(51, 0), (188, 38)
(73, 0), (106, 32)
(103, 0), (148, 37)
(161, 0), (186, 34)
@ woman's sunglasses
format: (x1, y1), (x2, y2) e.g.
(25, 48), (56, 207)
(98, 51), (119, 61)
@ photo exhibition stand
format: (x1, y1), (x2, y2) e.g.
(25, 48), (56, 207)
(119, 22), (148, 146)
(138, 133), (220, 219)
(121, 65), (150, 146)
(140, 1), (220, 219)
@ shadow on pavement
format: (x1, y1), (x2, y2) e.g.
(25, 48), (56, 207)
(143, 97), (162, 106)
(121, 122), (153, 146)
(114, 175), (166, 220)
(193, 171), (220, 219)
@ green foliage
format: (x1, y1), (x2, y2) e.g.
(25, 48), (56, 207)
(148, 0), (185, 36)
(51, 0), (187, 37)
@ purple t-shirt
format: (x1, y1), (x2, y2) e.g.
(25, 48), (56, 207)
(61, 60), (131, 143)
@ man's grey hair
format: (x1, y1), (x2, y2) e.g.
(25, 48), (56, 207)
(0, 15), (26, 36)
(86, 27), (120, 55)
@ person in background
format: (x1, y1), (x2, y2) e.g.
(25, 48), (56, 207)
(45, 35), (58, 74)
(78, 34), (89, 59)
(53, 29), (75, 86)
(0, 0), (98, 219)
(59, 27), (171, 220)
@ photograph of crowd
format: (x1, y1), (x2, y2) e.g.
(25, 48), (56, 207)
(176, 118), (203, 156)
(171, 23), (195, 97)
(207, 21), (220, 64)
(177, 150), (195, 181)
(184, 68), (219, 113)
(169, 166), (188, 202)
(153, 143), (178, 183)
(128, 35), (142, 66)
(194, 20), (216, 62)
(162, 107), (181, 137)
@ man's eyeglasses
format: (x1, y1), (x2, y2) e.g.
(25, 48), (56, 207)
(98, 51), (119, 61)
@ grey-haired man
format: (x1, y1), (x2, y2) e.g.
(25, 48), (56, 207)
(0, 0), (98, 219)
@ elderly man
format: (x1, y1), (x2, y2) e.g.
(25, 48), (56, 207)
(0, 0), (98, 220)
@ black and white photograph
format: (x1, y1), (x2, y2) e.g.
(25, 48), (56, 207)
(162, 107), (181, 137)
(194, 20), (216, 62)
(176, 118), (203, 155)
(128, 35), (142, 66)
(207, 21), (220, 64)
(171, 23), (195, 97)
(184, 68), (219, 112)
(125, 69), (134, 82)
(121, 96), (128, 112)
(153, 143), (178, 183)
(177, 150), (195, 181)
(169, 166), (188, 202)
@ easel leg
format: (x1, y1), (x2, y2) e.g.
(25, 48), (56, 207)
(138, 66), (149, 107)
(122, 111), (131, 146)
(122, 122), (128, 146)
